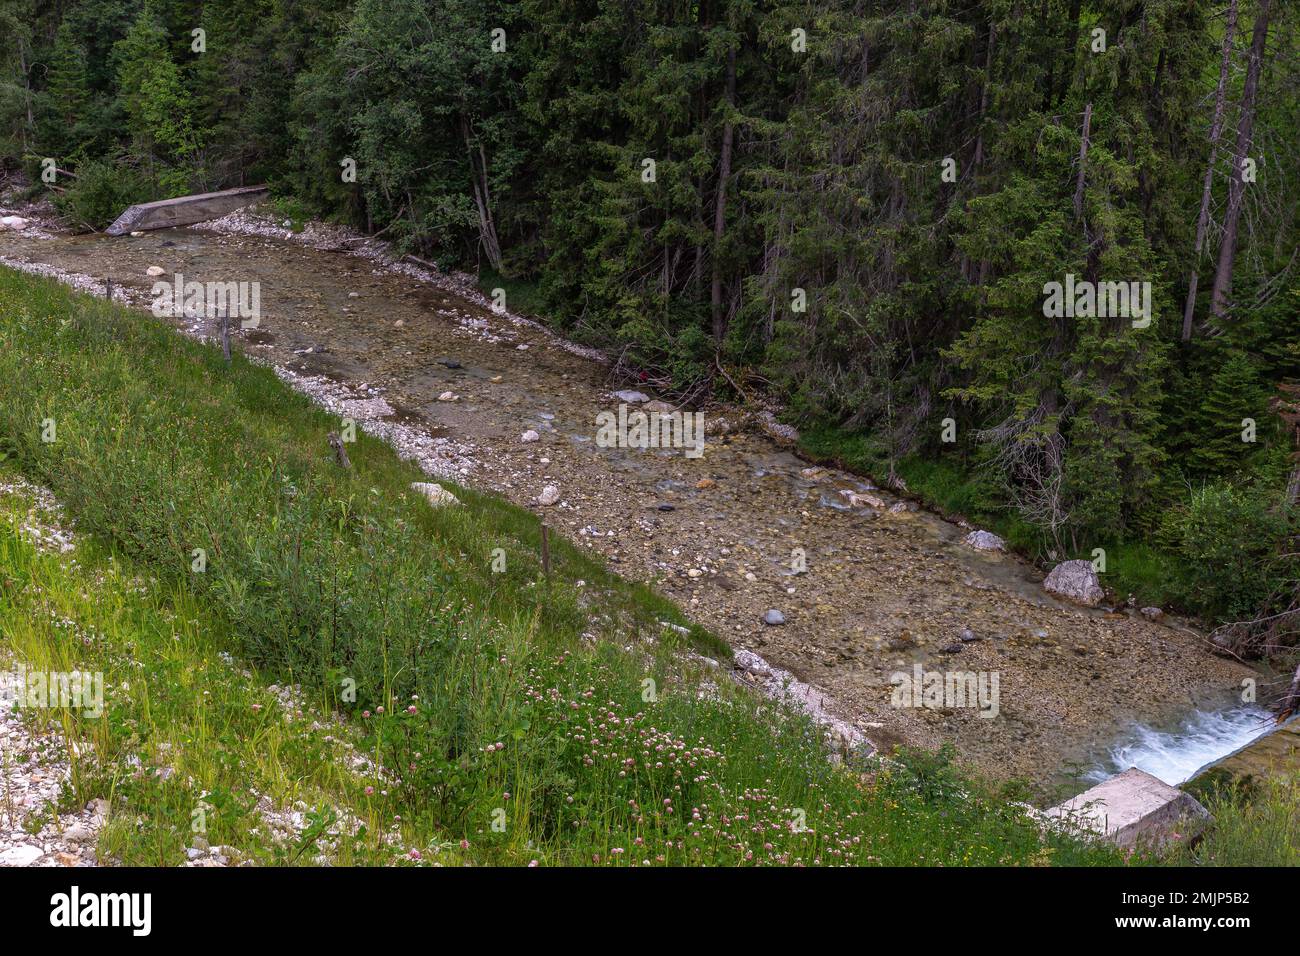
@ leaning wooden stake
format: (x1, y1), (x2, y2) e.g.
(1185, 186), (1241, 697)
(221, 313), (231, 363)
(327, 431), (351, 468)
(105, 277), (112, 300)
(540, 523), (551, 579)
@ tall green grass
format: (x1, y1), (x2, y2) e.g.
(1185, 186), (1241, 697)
(1173, 774), (1300, 866)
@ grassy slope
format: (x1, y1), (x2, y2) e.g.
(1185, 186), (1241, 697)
(0, 264), (1140, 865)
(0, 478), (432, 865)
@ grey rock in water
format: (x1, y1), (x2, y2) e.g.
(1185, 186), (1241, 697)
(963, 530), (1006, 552)
(1042, 559), (1105, 607)
(763, 609), (785, 626)
(613, 390), (651, 404)
(1139, 606), (1165, 622)
(520, 430), (540, 443)
(538, 485), (561, 506)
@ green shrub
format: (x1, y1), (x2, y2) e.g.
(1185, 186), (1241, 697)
(52, 159), (152, 230)
(1160, 480), (1294, 621)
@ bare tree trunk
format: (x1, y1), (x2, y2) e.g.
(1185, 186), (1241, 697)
(964, 24), (996, 284)
(1210, 0), (1273, 324)
(478, 137), (501, 254)
(463, 116), (503, 272)
(711, 47), (737, 347)
(18, 41), (33, 148)
(1182, 0), (1239, 341)
(1073, 102), (1092, 222)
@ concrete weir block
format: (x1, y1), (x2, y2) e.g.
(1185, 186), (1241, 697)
(105, 185), (269, 236)
(1044, 768), (1210, 849)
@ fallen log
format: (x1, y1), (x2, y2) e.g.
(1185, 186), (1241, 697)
(401, 254), (440, 272)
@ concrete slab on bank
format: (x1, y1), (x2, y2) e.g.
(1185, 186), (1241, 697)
(1043, 767), (1211, 848)
(105, 186), (269, 236)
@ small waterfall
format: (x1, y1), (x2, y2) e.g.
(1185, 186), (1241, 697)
(1088, 705), (1273, 785)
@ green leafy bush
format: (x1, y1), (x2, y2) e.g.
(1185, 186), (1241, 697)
(52, 159), (152, 230)
(1160, 481), (1294, 621)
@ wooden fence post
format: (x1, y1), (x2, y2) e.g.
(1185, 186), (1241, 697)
(540, 523), (551, 580)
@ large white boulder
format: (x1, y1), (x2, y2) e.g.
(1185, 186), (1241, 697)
(1043, 559), (1105, 606)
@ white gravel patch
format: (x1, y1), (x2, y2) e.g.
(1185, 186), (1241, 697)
(0, 665), (106, 867)
(0, 476), (76, 554)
